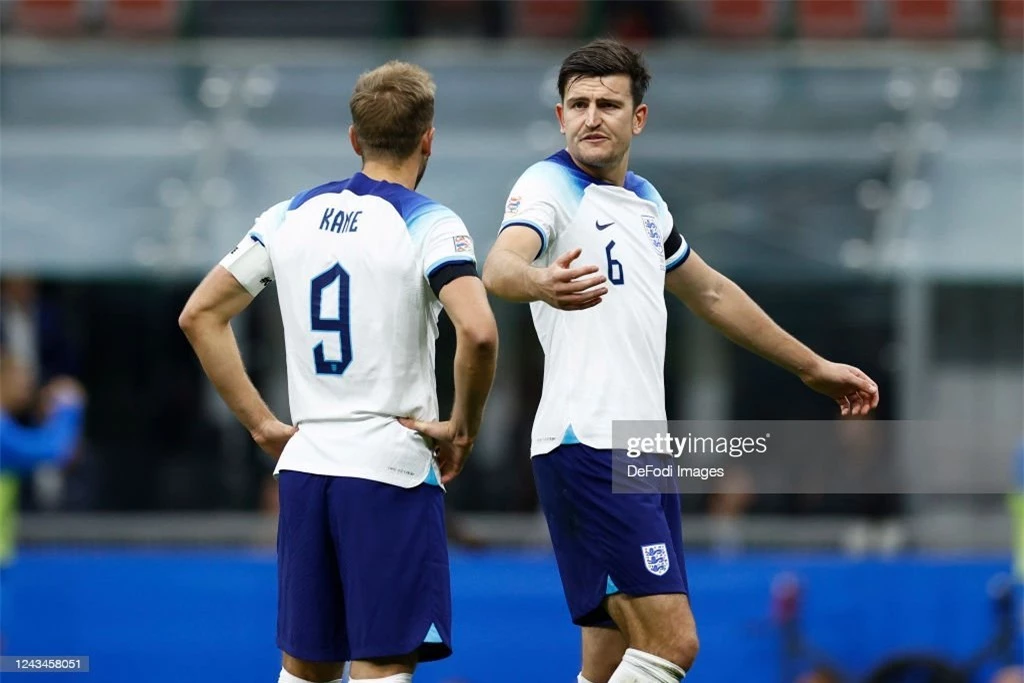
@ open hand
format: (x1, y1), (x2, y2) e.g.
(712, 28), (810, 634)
(530, 248), (607, 311)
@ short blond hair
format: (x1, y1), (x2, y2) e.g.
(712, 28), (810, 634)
(350, 61), (436, 161)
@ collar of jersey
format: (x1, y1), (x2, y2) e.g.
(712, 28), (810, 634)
(347, 171), (407, 195)
(548, 148), (645, 196)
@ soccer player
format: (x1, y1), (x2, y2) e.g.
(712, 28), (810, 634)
(481, 40), (880, 683)
(179, 61), (498, 683)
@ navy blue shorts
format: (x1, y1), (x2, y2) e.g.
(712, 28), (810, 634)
(276, 471), (452, 663)
(532, 444), (689, 627)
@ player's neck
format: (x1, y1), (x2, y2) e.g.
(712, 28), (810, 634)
(360, 158), (422, 191)
(568, 151), (629, 187)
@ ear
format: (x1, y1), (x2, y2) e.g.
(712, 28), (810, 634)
(421, 127), (435, 157)
(348, 125), (362, 157)
(632, 103), (648, 136)
(555, 103), (565, 134)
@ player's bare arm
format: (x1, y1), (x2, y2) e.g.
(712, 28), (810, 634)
(482, 226), (607, 310)
(178, 265), (296, 457)
(401, 276), (498, 484)
(666, 250), (879, 417)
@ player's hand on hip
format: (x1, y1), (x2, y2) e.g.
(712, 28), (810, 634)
(251, 419), (298, 459)
(531, 247), (607, 311)
(801, 361), (880, 417)
(399, 418), (474, 485)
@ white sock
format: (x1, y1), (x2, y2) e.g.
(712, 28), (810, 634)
(578, 675), (598, 683)
(607, 648), (685, 683)
(349, 676), (412, 682)
(278, 669), (342, 683)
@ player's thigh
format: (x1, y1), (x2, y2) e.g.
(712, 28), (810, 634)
(532, 449), (612, 624)
(534, 446), (691, 623)
(605, 592), (699, 664)
(277, 471), (349, 663)
(329, 477), (452, 663)
(573, 465), (688, 602)
(581, 625), (627, 683)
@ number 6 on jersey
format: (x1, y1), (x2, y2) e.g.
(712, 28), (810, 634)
(605, 240), (625, 285)
(310, 263), (352, 375)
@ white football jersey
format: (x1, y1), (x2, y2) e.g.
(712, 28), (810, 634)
(501, 150), (689, 456)
(221, 173), (478, 487)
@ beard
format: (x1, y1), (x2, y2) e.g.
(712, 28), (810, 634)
(572, 140), (622, 169)
(414, 155), (430, 190)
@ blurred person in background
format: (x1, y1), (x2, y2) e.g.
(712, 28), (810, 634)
(483, 39), (880, 683)
(0, 351), (85, 568)
(0, 277), (78, 382)
(707, 466), (756, 556)
(1, 276), (82, 512)
(991, 667), (1024, 683)
(1012, 440), (1024, 585)
(180, 60), (497, 683)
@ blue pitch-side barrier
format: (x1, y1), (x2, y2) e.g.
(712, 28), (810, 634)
(0, 549), (1013, 683)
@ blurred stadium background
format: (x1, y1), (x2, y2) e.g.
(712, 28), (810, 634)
(1, 1), (1022, 681)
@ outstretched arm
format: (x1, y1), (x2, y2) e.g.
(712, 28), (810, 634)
(666, 250), (879, 416)
(178, 266), (295, 457)
(482, 226), (607, 310)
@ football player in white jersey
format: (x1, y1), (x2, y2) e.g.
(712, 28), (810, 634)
(179, 62), (498, 683)
(482, 40), (879, 683)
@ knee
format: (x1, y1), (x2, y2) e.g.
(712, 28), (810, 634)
(648, 630), (699, 672)
(670, 631), (699, 671)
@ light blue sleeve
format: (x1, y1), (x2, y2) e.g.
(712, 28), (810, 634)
(499, 162), (581, 260)
(410, 204), (477, 280)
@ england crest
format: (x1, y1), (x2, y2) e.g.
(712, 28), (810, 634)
(641, 543), (670, 576)
(641, 215), (663, 255)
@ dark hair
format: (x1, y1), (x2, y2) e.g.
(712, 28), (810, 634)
(557, 39), (651, 106)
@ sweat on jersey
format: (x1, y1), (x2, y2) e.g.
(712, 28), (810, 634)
(220, 172), (477, 488)
(500, 149), (690, 456)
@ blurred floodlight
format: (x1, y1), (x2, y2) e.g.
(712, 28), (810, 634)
(857, 179), (890, 211)
(931, 67), (962, 109)
(840, 238), (873, 270)
(200, 75), (233, 109)
(886, 77), (916, 111)
(243, 65), (278, 108)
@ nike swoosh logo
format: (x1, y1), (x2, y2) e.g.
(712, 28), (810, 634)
(595, 220), (614, 230)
